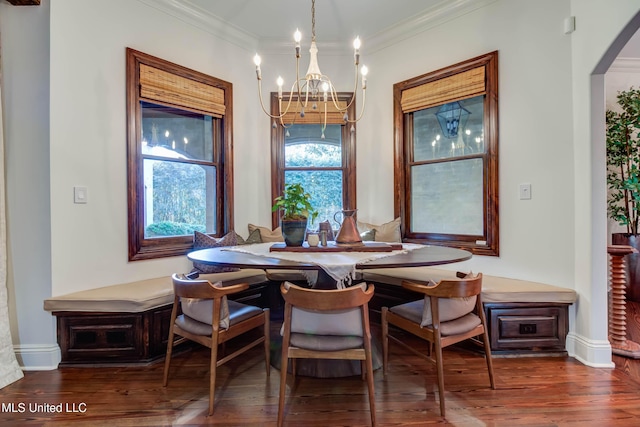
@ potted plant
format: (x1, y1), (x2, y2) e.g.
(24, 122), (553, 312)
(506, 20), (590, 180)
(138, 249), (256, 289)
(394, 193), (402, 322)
(272, 183), (318, 246)
(607, 87), (640, 303)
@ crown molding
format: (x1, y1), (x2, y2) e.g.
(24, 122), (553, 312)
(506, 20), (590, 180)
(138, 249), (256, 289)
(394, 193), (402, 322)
(135, 0), (259, 51)
(136, 0), (497, 55)
(609, 57), (640, 73)
(365, 0), (499, 54)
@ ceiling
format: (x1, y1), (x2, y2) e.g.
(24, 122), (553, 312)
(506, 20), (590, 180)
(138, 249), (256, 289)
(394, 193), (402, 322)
(142, 0), (497, 53)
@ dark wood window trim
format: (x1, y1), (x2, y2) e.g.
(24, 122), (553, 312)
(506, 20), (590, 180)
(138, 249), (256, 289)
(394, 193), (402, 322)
(393, 51), (499, 256)
(6, 0), (40, 5)
(126, 48), (234, 261)
(270, 92), (357, 227)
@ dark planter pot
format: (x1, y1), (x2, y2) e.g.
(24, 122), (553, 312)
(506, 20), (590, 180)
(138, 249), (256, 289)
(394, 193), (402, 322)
(281, 218), (308, 246)
(612, 233), (640, 303)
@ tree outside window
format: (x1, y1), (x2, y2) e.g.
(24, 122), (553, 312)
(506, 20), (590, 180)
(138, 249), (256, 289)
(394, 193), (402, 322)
(271, 93), (356, 230)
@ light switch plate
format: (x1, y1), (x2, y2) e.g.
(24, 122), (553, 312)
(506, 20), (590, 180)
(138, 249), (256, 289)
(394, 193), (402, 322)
(519, 183), (531, 200)
(74, 186), (88, 204)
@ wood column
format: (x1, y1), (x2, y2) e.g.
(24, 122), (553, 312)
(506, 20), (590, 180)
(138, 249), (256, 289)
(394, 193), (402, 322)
(608, 245), (640, 358)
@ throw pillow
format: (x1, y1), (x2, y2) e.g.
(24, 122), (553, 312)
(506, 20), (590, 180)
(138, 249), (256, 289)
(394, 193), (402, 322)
(235, 228), (262, 245)
(191, 231), (239, 274)
(360, 229), (376, 241)
(357, 217), (402, 243)
(420, 272), (478, 327)
(248, 223), (284, 242)
(180, 281), (230, 329)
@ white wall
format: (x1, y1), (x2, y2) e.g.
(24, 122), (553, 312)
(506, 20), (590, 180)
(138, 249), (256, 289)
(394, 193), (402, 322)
(3, 0), (640, 368)
(359, 0), (575, 288)
(0, 0), (58, 369)
(48, 0), (266, 295)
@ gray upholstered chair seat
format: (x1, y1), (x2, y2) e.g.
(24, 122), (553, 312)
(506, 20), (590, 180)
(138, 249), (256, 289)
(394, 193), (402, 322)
(390, 300), (482, 336)
(176, 301), (264, 336)
(289, 332), (364, 351)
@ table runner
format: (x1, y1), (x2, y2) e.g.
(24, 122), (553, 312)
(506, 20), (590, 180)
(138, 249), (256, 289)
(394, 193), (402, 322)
(223, 242), (423, 288)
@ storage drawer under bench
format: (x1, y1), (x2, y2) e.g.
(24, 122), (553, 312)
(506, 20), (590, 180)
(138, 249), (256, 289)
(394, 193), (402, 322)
(53, 305), (175, 366)
(483, 302), (570, 355)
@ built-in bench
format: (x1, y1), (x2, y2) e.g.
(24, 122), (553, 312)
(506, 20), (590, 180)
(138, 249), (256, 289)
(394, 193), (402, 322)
(44, 262), (579, 365)
(43, 269), (268, 366)
(362, 267), (578, 356)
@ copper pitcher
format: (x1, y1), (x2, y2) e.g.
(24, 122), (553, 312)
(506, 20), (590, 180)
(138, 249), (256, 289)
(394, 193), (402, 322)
(334, 209), (363, 246)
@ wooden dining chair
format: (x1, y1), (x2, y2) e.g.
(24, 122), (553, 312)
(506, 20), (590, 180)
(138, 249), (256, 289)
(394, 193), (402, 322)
(278, 282), (376, 426)
(381, 272), (495, 417)
(163, 273), (270, 416)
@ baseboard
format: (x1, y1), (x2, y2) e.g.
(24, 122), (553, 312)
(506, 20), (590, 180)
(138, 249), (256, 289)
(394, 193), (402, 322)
(13, 344), (61, 371)
(566, 332), (615, 368)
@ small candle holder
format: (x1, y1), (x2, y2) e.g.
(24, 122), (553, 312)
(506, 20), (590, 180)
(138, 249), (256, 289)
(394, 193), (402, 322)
(307, 233), (320, 247)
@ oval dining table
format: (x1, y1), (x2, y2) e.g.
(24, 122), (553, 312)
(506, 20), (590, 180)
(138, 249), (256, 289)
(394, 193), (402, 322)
(187, 243), (472, 377)
(188, 243), (472, 289)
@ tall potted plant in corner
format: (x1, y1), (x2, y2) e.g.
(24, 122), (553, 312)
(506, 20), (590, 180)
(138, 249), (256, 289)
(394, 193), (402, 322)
(607, 87), (640, 303)
(272, 183), (318, 246)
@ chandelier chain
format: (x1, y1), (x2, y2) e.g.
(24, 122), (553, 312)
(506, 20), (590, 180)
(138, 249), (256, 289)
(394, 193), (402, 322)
(311, 0), (316, 41)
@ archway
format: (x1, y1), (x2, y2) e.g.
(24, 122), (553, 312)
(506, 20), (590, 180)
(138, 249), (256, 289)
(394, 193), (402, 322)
(592, 10), (640, 364)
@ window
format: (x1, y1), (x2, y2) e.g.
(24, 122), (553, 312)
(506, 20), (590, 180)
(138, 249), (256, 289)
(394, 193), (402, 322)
(271, 92), (356, 228)
(394, 51), (499, 255)
(127, 48), (233, 260)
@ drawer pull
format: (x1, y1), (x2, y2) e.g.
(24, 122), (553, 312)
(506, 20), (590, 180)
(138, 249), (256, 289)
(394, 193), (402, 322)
(519, 324), (537, 334)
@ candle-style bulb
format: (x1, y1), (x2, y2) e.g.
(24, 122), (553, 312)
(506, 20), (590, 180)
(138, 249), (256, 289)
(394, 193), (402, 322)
(294, 29), (302, 44)
(253, 54), (261, 66)
(277, 76), (284, 98)
(353, 36), (361, 51)
(360, 65), (368, 89)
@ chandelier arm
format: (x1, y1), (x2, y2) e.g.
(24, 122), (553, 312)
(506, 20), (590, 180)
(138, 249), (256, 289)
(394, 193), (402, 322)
(278, 88), (301, 128)
(277, 81), (303, 118)
(321, 100), (328, 135)
(343, 88), (366, 123)
(327, 66), (360, 112)
(256, 79), (287, 119)
(295, 47), (304, 101)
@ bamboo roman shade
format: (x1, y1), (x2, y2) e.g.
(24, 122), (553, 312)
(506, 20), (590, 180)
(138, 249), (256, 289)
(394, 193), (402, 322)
(401, 66), (485, 113)
(282, 100), (349, 124)
(139, 64), (226, 117)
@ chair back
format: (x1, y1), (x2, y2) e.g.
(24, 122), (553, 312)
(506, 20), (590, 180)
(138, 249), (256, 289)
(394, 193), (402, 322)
(172, 273), (249, 299)
(171, 273), (220, 299)
(403, 273), (483, 299)
(280, 282), (374, 311)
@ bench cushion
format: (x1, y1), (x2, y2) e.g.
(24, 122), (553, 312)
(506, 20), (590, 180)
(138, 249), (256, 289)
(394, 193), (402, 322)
(362, 267), (577, 304)
(43, 269), (267, 313)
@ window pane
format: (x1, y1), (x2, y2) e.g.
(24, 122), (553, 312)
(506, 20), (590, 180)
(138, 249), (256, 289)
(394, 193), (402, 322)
(143, 159), (216, 237)
(141, 101), (213, 162)
(285, 124), (342, 167)
(413, 95), (485, 162)
(285, 170), (343, 225)
(411, 158), (483, 235)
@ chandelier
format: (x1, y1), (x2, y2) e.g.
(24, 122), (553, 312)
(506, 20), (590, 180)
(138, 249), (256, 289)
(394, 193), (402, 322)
(253, 0), (368, 138)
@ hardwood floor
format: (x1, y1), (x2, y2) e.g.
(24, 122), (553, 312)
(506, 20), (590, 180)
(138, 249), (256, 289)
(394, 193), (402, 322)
(1, 323), (640, 427)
